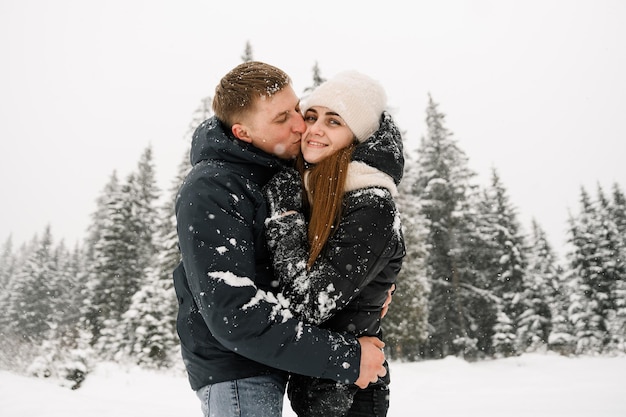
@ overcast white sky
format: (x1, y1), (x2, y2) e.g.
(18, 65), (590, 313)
(1, 0), (625, 258)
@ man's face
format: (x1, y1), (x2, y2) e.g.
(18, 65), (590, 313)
(234, 86), (306, 160)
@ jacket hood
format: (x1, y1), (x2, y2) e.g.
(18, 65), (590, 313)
(190, 116), (284, 181)
(351, 111), (404, 186)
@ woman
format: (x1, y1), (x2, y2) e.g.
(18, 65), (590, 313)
(263, 71), (405, 417)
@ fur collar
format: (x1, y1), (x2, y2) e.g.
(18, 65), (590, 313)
(344, 161), (398, 196)
(303, 161), (398, 200)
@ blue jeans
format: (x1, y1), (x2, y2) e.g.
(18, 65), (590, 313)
(195, 373), (288, 417)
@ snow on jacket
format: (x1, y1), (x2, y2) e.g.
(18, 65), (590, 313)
(265, 112), (406, 340)
(173, 116), (361, 391)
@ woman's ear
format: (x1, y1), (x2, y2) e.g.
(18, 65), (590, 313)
(232, 124), (252, 143)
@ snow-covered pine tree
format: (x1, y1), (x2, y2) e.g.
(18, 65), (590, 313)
(0, 235), (14, 290)
(81, 171), (120, 346)
(129, 145), (160, 272)
(549, 271), (577, 355)
(0, 227), (60, 374)
(83, 172), (119, 344)
(465, 173), (513, 357)
(80, 146), (160, 363)
(57, 242), (93, 387)
(5, 226), (57, 343)
(108, 145), (162, 360)
(383, 148), (431, 361)
(448, 183), (498, 358)
(611, 183), (626, 239)
(241, 40), (254, 62)
(185, 96), (213, 143)
(412, 94), (480, 359)
(56, 242), (89, 342)
(27, 240), (92, 387)
(48, 241), (73, 332)
(0, 236), (14, 355)
(0, 236), (32, 371)
(594, 184), (626, 353)
(0, 238), (26, 332)
(303, 61), (326, 94)
(119, 264), (178, 368)
(483, 168), (527, 357)
(121, 150), (189, 368)
(566, 187), (611, 354)
(518, 219), (562, 353)
(159, 150), (190, 268)
(491, 306), (516, 358)
(609, 183), (626, 352)
(0, 235), (16, 350)
(86, 171), (143, 358)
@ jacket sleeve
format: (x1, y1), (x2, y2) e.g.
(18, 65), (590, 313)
(176, 168), (361, 382)
(265, 187), (404, 325)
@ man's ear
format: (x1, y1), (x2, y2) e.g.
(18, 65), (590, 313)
(232, 124), (252, 143)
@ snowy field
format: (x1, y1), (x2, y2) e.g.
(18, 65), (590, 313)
(1, 353), (625, 417)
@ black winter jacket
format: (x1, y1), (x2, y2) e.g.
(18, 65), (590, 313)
(265, 112), (406, 344)
(173, 117), (361, 391)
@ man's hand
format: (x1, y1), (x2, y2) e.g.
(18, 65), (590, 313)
(355, 336), (386, 389)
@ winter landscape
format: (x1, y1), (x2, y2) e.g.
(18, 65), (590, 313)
(2, 353), (625, 416)
(2, 2), (626, 416)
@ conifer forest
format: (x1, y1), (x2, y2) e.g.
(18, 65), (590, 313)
(1, 55), (625, 389)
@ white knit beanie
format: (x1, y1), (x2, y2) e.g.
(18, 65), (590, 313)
(301, 70), (387, 142)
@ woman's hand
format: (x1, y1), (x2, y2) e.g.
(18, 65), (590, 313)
(263, 167), (303, 218)
(380, 284), (395, 318)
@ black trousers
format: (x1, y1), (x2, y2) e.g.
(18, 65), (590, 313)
(288, 374), (389, 417)
(347, 384), (390, 417)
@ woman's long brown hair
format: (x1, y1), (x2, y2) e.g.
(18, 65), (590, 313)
(295, 143), (356, 269)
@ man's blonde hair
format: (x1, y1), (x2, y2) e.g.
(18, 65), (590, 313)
(213, 61), (291, 128)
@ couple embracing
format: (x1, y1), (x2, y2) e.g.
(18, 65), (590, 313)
(174, 61), (405, 417)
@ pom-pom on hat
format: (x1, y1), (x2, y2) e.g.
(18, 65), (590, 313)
(300, 70), (387, 143)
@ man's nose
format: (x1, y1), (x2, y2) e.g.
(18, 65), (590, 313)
(293, 113), (306, 133)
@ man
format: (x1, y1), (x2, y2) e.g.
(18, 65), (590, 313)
(173, 61), (387, 417)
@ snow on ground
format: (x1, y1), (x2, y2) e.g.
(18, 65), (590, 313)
(1, 353), (625, 417)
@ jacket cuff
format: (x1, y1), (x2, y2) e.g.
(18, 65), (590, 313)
(319, 335), (361, 384)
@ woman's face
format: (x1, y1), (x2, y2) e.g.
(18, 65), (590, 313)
(301, 106), (355, 164)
